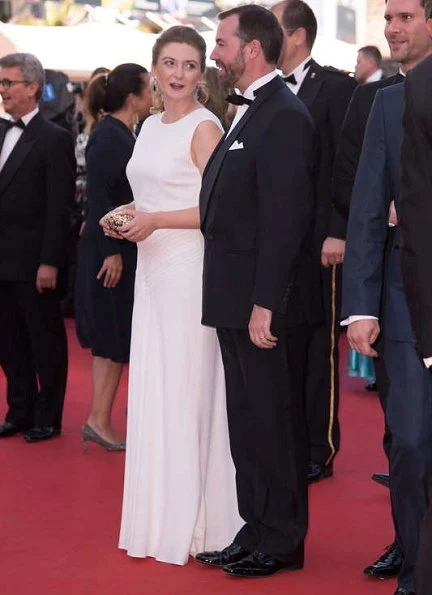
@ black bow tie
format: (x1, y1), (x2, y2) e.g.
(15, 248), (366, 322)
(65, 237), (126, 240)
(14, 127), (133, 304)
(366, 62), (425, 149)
(0, 118), (25, 130)
(283, 59), (314, 85)
(225, 94), (253, 106)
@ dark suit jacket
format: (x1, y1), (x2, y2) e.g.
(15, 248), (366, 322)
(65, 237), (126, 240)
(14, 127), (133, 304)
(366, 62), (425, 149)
(200, 75), (321, 330)
(0, 112), (76, 282)
(296, 60), (356, 242)
(400, 55), (432, 357)
(342, 83), (413, 342)
(333, 73), (404, 236)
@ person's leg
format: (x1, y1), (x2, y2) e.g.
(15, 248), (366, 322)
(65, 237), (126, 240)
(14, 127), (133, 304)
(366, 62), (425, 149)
(86, 355), (124, 443)
(416, 478), (432, 595)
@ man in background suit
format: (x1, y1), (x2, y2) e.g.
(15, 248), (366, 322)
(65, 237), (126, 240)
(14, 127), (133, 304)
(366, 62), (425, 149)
(400, 4), (432, 589)
(343, 81), (432, 595)
(196, 5), (320, 577)
(354, 45), (384, 84)
(0, 53), (75, 441)
(272, 0), (356, 483)
(333, 0), (432, 580)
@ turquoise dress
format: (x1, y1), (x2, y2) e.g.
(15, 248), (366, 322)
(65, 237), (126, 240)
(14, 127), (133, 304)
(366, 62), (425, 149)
(348, 349), (376, 382)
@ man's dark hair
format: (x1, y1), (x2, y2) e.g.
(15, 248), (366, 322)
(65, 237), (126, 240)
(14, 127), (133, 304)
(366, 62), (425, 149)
(219, 5), (283, 65)
(425, 0), (432, 19)
(278, 0), (318, 50)
(358, 45), (382, 67)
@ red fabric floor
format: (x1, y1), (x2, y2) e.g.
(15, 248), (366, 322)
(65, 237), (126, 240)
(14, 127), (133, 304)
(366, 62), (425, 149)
(0, 320), (395, 594)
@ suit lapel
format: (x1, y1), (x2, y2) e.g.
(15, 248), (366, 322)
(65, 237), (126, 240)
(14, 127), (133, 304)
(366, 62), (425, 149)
(0, 113), (43, 196)
(297, 60), (323, 111)
(200, 76), (285, 224)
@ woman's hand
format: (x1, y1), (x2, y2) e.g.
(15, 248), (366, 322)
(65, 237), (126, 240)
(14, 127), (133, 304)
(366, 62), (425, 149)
(120, 210), (158, 243)
(97, 254), (123, 288)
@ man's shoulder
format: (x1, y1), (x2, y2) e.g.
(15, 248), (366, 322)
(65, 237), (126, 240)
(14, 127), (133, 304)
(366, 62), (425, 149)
(408, 54), (432, 82)
(313, 62), (357, 89)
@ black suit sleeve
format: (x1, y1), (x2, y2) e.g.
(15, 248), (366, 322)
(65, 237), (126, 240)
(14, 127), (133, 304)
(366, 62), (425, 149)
(400, 72), (432, 357)
(40, 128), (76, 268)
(252, 109), (317, 313)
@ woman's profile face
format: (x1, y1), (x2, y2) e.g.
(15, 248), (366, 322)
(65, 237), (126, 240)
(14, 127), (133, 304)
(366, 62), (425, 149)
(153, 42), (203, 104)
(134, 73), (152, 120)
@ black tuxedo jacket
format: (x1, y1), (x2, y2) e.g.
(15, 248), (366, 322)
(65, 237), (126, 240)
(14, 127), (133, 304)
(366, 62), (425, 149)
(400, 55), (432, 357)
(296, 60), (356, 243)
(0, 113), (75, 282)
(333, 73), (403, 235)
(200, 75), (321, 330)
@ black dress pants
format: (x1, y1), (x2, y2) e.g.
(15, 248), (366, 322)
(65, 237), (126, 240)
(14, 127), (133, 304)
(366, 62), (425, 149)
(305, 264), (341, 465)
(416, 477), (432, 595)
(216, 324), (310, 561)
(0, 281), (68, 428)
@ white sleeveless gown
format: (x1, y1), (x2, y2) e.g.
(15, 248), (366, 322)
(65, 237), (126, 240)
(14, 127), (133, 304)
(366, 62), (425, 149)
(119, 108), (241, 565)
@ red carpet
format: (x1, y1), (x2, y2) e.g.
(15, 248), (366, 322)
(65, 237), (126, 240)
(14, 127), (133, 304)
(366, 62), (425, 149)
(1, 321), (395, 594)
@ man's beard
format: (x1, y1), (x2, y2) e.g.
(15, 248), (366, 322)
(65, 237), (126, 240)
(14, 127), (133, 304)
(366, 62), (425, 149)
(217, 50), (246, 88)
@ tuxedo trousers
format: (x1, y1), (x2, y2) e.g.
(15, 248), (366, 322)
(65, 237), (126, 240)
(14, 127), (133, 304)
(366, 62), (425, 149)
(305, 264), (341, 465)
(0, 281), (68, 428)
(385, 339), (432, 592)
(216, 325), (309, 560)
(416, 478), (432, 595)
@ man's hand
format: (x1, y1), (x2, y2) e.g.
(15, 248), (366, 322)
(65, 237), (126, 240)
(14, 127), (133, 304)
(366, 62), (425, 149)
(248, 305), (278, 349)
(36, 264), (58, 294)
(321, 237), (346, 267)
(388, 201), (398, 226)
(97, 254), (123, 288)
(347, 319), (380, 357)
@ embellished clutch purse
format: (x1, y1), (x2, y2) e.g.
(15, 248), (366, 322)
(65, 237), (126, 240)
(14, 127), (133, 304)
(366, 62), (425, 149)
(104, 212), (134, 230)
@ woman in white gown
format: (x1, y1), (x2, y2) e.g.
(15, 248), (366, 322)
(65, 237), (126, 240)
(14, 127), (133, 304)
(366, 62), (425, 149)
(103, 26), (241, 566)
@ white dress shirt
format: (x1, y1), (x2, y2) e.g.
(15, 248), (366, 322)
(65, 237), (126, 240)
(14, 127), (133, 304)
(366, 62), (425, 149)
(0, 107), (39, 171)
(365, 69), (384, 84)
(284, 55), (313, 96)
(226, 70), (279, 137)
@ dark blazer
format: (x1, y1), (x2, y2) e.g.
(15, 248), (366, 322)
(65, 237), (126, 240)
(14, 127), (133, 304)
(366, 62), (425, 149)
(200, 75), (320, 329)
(0, 113), (75, 281)
(342, 83), (413, 341)
(296, 60), (356, 242)
(333, 73), (404, 233)
(400, 54), (432, 357)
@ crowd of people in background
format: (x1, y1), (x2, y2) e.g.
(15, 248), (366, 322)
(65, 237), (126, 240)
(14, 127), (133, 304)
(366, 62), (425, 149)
(1, 0), (432, 594)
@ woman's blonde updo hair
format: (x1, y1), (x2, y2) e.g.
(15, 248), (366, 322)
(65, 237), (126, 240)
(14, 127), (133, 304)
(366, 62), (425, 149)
(151, 26), (208, 113)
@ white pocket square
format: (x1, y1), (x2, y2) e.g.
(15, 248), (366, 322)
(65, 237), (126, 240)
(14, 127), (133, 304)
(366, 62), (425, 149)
(228, 140), (244, 151)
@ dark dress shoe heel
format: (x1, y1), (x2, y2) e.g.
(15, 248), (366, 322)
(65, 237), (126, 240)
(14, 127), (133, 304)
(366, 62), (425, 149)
(393, 589), (415, 595)
(195, 543), (249, 567)
(23, 426), (61, 442)
(365, 381), (377, 391)
(363, 542), (403, 579)
(0, 422), (29, 438)
(307, 461), (333, 483)
(371, 472), (390, 488)
(223, 550), (303, 577)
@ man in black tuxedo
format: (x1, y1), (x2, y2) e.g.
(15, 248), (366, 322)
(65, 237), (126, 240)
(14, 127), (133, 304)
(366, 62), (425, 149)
(272, 0), (356, 483)
(0, 53), (75, 442)
(400, 8), (432, 590)
(334, 0), (432, 582)
(195, 5), (320, 578)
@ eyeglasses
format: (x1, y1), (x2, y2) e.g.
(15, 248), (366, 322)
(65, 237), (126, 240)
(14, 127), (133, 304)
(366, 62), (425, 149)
(0, 79), (31, 90)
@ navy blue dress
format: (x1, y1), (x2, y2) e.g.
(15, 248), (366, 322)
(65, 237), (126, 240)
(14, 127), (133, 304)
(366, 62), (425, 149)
(75, 116), (137, 363)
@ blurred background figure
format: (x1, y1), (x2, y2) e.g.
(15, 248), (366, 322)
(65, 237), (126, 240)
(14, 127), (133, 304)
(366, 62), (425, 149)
(354, 45), (384, 84)
(75, 63), (151, 451)
(202, 66), (236, 130)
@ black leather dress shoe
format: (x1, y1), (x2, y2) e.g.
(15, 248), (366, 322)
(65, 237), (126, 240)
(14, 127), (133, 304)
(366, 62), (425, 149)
(23, 426), (61, 442)
(307, 461), (333, 483)
(393, 588), (415, 594)
(0, 422), (29, 438)
(223, 550), (303, 577)
(372, 472), (390, 488)
(195, 543), (249, 567)
(365, 381), (377, 391)
(363, 542), (403, 579)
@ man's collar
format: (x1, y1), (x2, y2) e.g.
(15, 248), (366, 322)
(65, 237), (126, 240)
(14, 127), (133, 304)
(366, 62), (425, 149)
(243, 70), (279, 100)
(2, 106), (39, 125)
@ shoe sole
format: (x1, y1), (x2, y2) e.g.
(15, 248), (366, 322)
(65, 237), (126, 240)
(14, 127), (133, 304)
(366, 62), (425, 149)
(223, 562), (304, 577)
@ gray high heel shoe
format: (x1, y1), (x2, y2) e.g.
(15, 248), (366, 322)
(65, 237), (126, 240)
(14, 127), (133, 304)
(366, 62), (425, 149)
(81, 423), (126, 452)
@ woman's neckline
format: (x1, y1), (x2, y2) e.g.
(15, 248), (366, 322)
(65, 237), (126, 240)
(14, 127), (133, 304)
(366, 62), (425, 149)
(160, 106), (205, 125)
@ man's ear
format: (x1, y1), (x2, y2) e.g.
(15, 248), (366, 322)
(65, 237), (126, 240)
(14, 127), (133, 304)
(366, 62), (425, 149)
(427, 18), (432, 39)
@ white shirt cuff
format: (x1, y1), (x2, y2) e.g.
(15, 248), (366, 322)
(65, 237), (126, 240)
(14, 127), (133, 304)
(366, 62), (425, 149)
(341, 315), (379, 326)
(424, 357), (432, 368)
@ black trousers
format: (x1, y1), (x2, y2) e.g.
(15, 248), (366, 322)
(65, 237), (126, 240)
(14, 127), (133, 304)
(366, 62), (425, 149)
(216, 324), (310, 561)
(0, 281), (68, 428)
(385, 339), (432, 592)
(416, 478), (432, 595)
(305, 264), (341, 465)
